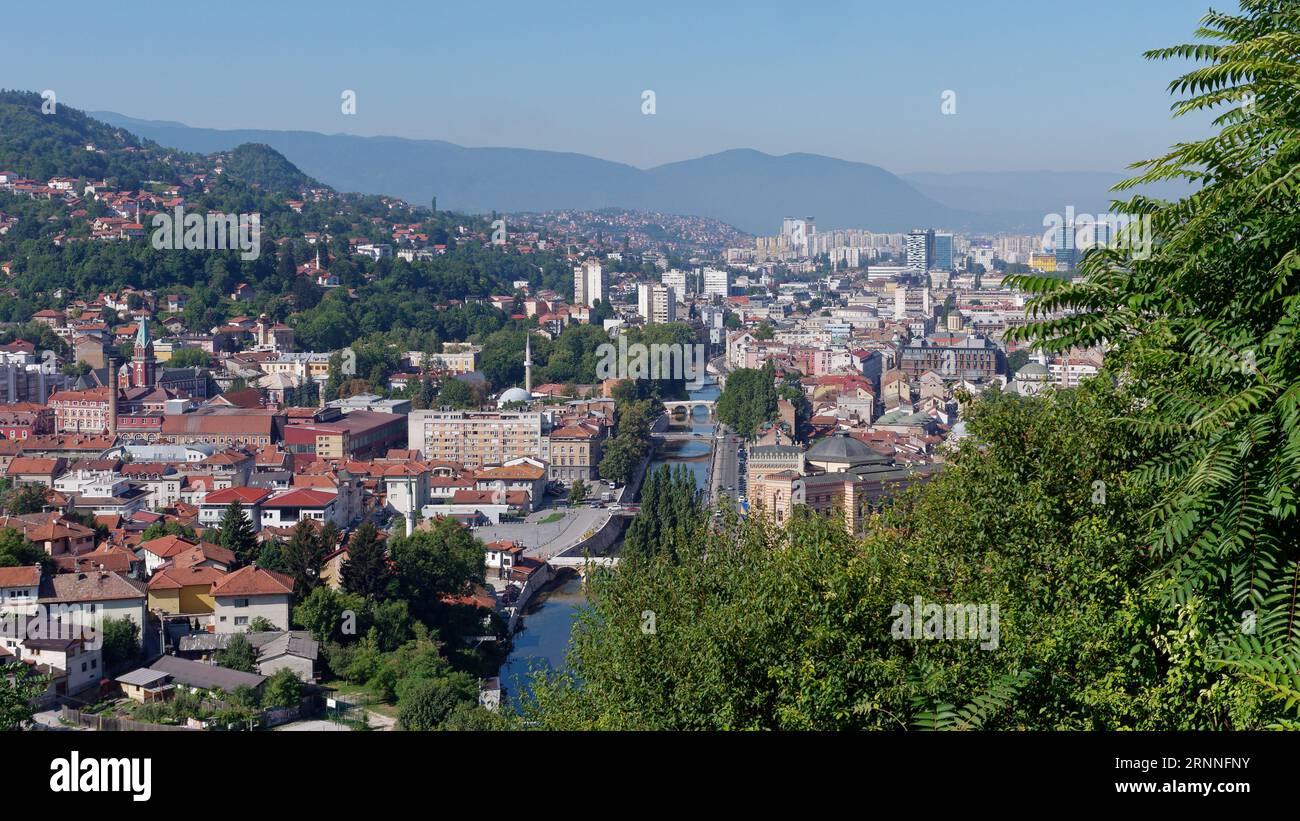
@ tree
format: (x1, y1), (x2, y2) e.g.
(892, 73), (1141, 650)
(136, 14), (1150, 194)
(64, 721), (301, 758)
(597, 437), (637, 486)
(1006, 1), (1300, 716)
(293, 585), (366, 644)
(263, 668), (304, 710)
(0, 663), (48, 730)
(568, 479), (587, 507)
(167, 347), (211, 368)
(100, 617), (141, 675)
(2, 484), (47, 515)
(397, 672), (477, 730)
(248, 616), (278, 632)
(436, 377), (475, 408)
(389, 518), (485, 625)
(525, 382), (1288, 729)
(622, 465), (701, 562)
(0, 527), (51, 573)
(217, 501), (259, 567)
(715, 361), (778, 438)
(219, 634), (257, 673)
(441, 701), (511, 731)
(340, 521), (393, 600)
(1005, 348), (1030, 375)
(281, 520), (326, 600)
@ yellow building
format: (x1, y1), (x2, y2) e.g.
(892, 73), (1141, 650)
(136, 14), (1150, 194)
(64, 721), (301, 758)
(1028, 252), (1057, 272)
(146, 565), (226, 616)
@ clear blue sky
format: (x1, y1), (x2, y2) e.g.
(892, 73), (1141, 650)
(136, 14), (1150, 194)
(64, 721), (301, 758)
(2, 0), (1227, 173)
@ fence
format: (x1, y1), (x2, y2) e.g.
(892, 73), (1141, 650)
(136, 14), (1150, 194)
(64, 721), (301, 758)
(60, 706), (196, 732)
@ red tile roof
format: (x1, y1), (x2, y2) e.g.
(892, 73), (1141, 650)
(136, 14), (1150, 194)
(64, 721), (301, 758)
(210, 565), (294, 596)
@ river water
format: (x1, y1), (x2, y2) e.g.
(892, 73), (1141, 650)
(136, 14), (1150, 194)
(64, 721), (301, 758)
(497, 377), (720, 704)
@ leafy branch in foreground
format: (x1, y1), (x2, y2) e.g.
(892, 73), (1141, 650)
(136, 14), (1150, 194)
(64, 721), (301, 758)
(910, 670), (1035, 731)
(1006, 0), (1300, 715)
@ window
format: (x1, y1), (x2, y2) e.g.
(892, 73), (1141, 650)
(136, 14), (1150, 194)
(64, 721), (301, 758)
(235, 598), (250, 608)
(234, 616), (248, 626)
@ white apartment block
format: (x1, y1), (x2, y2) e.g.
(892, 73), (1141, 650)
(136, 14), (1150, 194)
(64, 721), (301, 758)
(637, 283), (677, 324)
(702, 267), (731, 299)
(661, 269), (689, 297)
(407, 410), (543, 470)
(574, 260), (606, 308)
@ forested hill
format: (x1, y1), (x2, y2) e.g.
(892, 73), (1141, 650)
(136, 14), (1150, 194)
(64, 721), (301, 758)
(0, 90), (573, 363)
(0, 90), (325, 196)
(217, 143), (320, 193)
(0, 89), (181, 186)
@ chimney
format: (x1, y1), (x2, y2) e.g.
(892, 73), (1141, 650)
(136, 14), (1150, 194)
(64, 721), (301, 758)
(106, 355), (118, 441)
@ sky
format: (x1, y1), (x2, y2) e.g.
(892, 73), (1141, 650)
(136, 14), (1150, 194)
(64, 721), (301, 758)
(1, 0), (1228, 174)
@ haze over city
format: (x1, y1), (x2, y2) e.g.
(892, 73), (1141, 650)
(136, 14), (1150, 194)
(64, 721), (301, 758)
(1, 0), (1218, 172)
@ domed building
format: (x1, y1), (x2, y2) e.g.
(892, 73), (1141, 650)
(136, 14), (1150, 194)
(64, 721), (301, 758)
(1010, 361), (1051, 396)
(497, 387), (532, 407)
(804, 431), (892, 474)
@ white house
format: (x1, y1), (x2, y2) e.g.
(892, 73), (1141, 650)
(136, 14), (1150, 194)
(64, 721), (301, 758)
(260, 488), (344, 529)
(198, 486), (272, 532)
(210, 566), (294, 633)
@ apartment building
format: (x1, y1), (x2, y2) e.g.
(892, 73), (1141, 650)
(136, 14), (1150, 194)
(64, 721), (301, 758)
(407, 409), (544, 470)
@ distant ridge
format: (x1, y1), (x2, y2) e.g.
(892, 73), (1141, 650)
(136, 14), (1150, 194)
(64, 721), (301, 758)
(93, 112), (1050, 234)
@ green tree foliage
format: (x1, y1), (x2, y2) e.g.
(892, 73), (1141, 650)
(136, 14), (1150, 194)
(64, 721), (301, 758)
(388, 518), (485, 625)
(280, 520), (327, 600)
(100, 617), (141, 675)
(0, 663), (49, 730)
(524, 382), (1288, 729)
(436, 377), (475, 408)
(217, 501), (259, 567)
(140, 521), (196, 542)
(0, 527), (52, 573)
(1006, 1), (1300, 716)
(715, 361), (778, 438)
(166, 347), (212, 368)
(220, 143), (317, 193)
(294, 586), (367, 644)
(598, 399), (655, 485)
(2, 484), (48, 515)
(622, 465), (702, 562)
(219, 634), (257, 674)
(340, 521), (393, 600)
(397, 672), (478, 730)
(568, 479), (588, 507)
(263, 668), (305, 710)
(441, 701), (511, 731)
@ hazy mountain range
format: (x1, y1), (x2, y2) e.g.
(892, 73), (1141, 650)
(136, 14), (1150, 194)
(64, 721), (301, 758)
(95, 111), (1186, 235)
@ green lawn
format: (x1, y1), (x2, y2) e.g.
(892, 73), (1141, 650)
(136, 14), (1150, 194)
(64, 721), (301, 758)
(538, 511), (566, 524)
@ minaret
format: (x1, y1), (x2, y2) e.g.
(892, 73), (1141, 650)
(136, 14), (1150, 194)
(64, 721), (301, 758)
(524, 334), (532, 393)
(405, 474), (416, 537)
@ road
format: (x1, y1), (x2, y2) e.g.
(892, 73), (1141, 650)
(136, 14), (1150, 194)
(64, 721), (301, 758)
(30, 708), (79, 731)
(709, 427), (743, 509)
(472, 505), (612, 560)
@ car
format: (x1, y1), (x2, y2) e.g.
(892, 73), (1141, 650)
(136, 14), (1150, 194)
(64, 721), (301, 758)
(608, 504), (623, 512)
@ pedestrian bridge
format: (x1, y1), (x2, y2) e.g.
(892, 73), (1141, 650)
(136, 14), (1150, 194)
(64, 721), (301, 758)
(550, 555), (620, 573)
(663, 399), (716, 418)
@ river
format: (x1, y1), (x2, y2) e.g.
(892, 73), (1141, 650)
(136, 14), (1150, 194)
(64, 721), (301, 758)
(497, 377), (721, 705)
